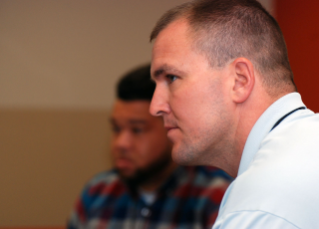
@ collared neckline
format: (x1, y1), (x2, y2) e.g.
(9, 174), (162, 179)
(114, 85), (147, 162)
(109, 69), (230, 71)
(237, 92), (306, 176)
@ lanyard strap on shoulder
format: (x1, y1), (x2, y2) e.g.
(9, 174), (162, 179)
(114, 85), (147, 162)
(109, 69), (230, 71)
(271, 106), (306, 131)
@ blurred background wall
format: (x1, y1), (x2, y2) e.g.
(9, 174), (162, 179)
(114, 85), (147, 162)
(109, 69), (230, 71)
(0, 0), (317, 227)
(0, 1), (190, 226)
(276, 0), (319, 113)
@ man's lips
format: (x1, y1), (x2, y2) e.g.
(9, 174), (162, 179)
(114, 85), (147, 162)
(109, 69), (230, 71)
(165, 126), (177, 131)
(116, 158), (133, 169)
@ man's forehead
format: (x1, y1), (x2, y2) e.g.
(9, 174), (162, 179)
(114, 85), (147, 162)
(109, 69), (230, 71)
(110, 110), (151, 127)
(153, 17), (190, 42)
(112, 100), (149, 115)
(151, 19), (193, 80)
(151, 18), (191, 55)
(110, 117), (147, 125)
(111, 99), (161, 123)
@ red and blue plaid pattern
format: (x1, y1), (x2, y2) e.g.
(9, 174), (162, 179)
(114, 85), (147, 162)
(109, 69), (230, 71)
(68, 166), (231, 229)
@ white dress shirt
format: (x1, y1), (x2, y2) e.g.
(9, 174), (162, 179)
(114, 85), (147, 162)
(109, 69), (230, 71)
(213, 93), (319, 229)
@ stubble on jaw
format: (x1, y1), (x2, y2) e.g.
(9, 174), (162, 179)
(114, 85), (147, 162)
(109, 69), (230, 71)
(151, 18), (237, 174)
(170, 95), (238, 175)
(117, 146), (174, 188)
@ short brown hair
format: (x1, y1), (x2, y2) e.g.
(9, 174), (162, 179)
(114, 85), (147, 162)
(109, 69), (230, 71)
(150, 0), (296, 96)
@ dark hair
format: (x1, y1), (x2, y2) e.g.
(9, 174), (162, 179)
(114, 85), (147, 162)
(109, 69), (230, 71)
(150, 0), (296, 96)
(116, 64), (155, 101)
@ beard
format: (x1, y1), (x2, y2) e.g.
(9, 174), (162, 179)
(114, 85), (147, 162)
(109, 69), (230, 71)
(116, 150), (173, 188)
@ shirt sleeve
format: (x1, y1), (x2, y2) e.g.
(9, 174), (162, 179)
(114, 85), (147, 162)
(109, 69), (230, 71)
(67, 185), (91, 229)
(67, 197), (87, 229)
(67, 209), (85, 229)
(212, 211), (300, 229)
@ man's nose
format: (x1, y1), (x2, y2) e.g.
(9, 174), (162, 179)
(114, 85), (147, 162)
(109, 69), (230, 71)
(149, 85), (170, 116)
(114, 131), (132, 150)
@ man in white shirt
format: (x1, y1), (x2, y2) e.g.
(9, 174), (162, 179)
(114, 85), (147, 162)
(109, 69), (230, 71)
(149, 0), (319, 228)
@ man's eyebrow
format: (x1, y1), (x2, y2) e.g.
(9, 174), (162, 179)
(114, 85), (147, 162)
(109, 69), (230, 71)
(128, 120), (147, 125)
(109, 118), (146, 125)
(153, 68), (165, 78)
(152, 67), (166, 80)
(152, 65), (184, 79)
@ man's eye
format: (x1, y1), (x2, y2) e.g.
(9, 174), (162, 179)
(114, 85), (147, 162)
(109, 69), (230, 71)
(167, 74), (177, 82)
(132, 128), (143, 134)
(112, 126), (121, 134)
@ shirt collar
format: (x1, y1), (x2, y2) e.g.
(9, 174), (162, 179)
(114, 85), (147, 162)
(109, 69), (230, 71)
(237, 92), (306, 176)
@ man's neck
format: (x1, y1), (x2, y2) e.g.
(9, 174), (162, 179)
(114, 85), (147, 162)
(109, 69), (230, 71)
(139, 162), (178, 192)
(229, 88), (290, 177)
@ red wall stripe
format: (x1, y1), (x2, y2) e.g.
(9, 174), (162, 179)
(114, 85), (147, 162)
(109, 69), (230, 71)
(276, 0), (319, 112)
(0, 227), (64, 229)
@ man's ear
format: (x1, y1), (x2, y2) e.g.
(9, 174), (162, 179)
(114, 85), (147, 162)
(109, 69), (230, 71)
(230, 57), (255, 103)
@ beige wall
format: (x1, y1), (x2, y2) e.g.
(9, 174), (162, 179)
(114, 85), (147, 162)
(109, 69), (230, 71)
(0, 108), (111, 226)
(0, 0), (273, 226)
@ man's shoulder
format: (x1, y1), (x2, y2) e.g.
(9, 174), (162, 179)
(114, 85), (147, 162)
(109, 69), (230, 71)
(266, 107), (319, 142)
(225, 118), (319, 228)
(257, 108), (319, 174)
(86, 169), (119, 186)
(176, 166), (232, 203)
(261, 108), (319, 160)
(191, 166), (232, 185)
(213, 210), (300, 229)
(83, 169), (126, 197)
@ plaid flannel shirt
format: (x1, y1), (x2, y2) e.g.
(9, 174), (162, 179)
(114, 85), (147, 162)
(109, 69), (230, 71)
(68, 166), (231, 229)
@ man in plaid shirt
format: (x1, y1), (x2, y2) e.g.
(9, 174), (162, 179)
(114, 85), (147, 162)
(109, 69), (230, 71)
(68, 64), (231, 229)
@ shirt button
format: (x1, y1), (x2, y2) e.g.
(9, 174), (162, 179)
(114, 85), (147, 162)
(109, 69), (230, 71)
(141, 207), (151, 217)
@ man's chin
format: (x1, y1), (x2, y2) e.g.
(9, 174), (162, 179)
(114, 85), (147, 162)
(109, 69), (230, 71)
(171, 145), (196, 165)
(117, 169), (148, 187)
(115, 152), (173, 187)
(116, 168), (136, 180)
